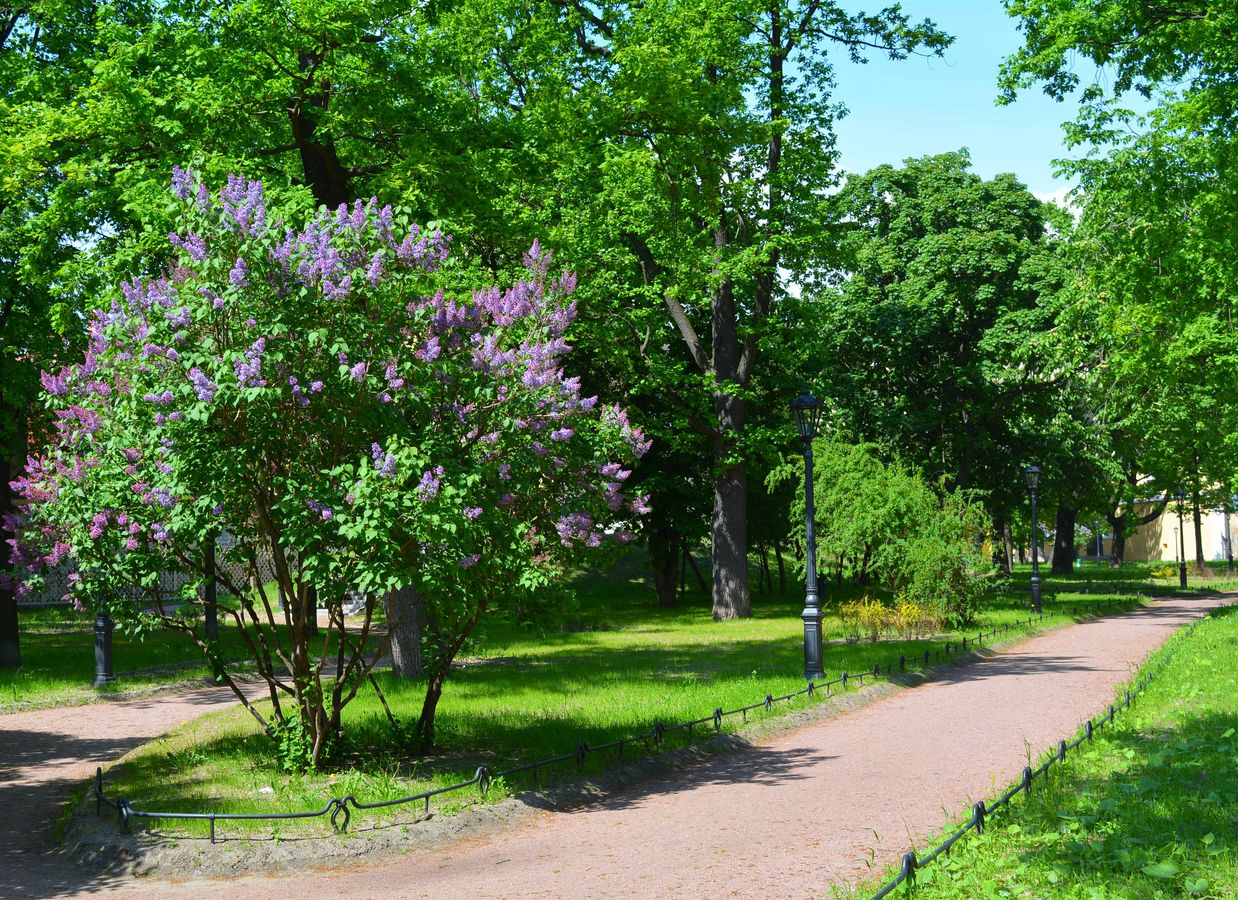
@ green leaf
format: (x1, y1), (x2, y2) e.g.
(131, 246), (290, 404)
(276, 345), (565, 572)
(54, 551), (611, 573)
(1141, 860), (1179, 879)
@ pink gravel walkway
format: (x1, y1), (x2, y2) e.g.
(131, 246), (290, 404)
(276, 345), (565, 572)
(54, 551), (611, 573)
(0, 682), (242, 898)
(6, 595), (1229, 898)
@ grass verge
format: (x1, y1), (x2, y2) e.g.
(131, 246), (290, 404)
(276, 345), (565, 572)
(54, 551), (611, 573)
(859, 603), (1238, 900)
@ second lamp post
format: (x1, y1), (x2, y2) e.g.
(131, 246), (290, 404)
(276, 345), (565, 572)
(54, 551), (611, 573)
(1175, 488), (1188, 589)
(1025, 465), (1043, 614)
(791, 393), (825, 682)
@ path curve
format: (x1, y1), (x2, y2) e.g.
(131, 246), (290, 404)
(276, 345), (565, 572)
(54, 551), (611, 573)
(0, 681), (242, 898)
(6, 595), (1228, 897)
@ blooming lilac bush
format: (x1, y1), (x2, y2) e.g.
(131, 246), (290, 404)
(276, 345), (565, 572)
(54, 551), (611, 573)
(10, 169), (648, 765)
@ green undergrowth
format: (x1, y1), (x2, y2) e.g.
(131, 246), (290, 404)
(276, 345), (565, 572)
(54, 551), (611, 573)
(88, 559), (1173, 842)
(859, 603), (1238, 900)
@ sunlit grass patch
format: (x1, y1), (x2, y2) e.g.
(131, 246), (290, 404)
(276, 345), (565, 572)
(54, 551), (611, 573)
(90, 560), (1161, 840)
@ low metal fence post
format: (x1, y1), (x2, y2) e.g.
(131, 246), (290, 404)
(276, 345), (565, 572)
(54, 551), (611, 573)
(972, 800), (986, 835)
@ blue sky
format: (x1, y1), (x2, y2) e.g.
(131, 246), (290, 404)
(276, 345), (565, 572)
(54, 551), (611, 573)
(827, 1), (1086, 201)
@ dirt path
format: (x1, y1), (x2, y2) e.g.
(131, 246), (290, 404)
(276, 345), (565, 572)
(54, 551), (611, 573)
(7, 595), (1228, 898)
(0, 680), (243, 898)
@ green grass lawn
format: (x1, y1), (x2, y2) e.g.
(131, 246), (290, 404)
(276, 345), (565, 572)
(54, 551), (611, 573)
(86, 553), (1238, 841)
(1, 601), (346, 712)
(0, 607), (252, 712)
(859, 603), (1238, 900)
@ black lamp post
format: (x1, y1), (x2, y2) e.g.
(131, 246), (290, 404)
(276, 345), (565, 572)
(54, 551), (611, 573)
(93, 606), (115, 687)
(1175, 488), (1188, 589)
(790, 392), (825, 682)
(1226, 498), (1235, 575)
(1025, 465), (1042, 614)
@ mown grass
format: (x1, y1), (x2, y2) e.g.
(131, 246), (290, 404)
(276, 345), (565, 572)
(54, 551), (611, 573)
(858, 603), (1238, 900)
(1, 601), (345, 712)
(87, 554), (1237, 841)
(0, 607), (249, 712)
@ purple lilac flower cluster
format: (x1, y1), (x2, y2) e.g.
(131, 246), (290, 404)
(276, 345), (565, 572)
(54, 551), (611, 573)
(371, 443), (397, 479)
(10, 167), (654, 605)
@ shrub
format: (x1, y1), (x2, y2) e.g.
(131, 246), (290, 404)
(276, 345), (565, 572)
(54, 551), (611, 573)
(772, 441), (993, 628)
(891, 595), (939, 639)
(838, 596), (893, 643)
(10, 169), (649, 764)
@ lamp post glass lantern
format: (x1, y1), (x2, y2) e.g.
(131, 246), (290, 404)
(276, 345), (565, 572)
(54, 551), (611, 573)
(791, 393), (825, 681)
(1175, 488), (1187, 589)
(1024, 465), (1042, 614)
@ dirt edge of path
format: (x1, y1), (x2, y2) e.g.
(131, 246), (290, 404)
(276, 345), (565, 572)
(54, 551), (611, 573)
(60, 612), (1093, 882)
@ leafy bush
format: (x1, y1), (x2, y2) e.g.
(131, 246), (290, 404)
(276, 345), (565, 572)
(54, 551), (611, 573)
(839, 594), (941, 643)
(891, 595), (940, 639)
(10, 169), (648, 764)
(772, 440), (993, 628)
(838, 596), (890, 643)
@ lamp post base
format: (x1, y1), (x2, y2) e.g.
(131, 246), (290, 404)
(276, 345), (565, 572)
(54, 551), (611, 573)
(1029, 575), (1042, 615)
(93, 609), (115, 689)
(802, 605), (825, 682)
(1179, 564), (1188, 590)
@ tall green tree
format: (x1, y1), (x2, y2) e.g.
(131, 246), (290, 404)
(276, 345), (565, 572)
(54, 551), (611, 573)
(0, 0), (495, 664)
(813, 153), (1072, 528)
(1002, 0), (1238, 560)
(1, 2), (110, 667)
(456, 0), (950, 618)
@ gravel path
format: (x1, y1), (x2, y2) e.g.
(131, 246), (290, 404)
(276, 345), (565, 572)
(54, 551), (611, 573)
(0, 680), (244, 898)
(5, 594), (1228, 898)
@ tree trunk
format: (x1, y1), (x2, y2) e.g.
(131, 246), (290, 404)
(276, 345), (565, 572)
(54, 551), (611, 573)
(648, 517), (681, 608)
(291, 51), (352, 209)
(775, 542), (786, 594)
(1050, 504), (1078, 575)
(0, 448), (20, 670)
(679, 545), (687, 599)
(999, 519), (1014, 575)
(304, 584), (318, 637)
(416, 669), (445, 750)
(1107, 492), (1166, 568)
(1108, 513), (1127, 567)
(385, 586), (424, 678)
(856, 544), (872, 586)
(711, 457), (750, 619)
(685, 547), (709, 595)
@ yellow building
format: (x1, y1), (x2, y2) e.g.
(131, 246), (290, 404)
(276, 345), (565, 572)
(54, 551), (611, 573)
(1124, 501), (1236, 564)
